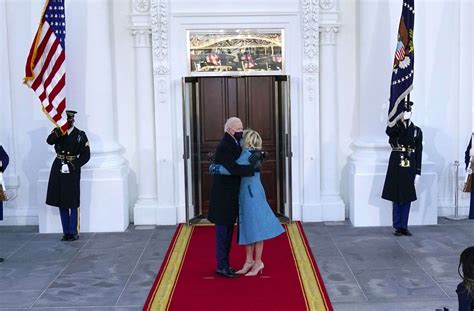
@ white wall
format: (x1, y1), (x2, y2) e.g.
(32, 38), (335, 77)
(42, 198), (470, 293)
(0, 0), (472, 226)
(342, 0), (473, 220)
(411, 0), (472, 214)
(167, 0), (304, 223)
(2, 0), (49, 225)
(337, 0), (357, 215)
(1, 0), (136, 226)
(111, 0), (138, 221)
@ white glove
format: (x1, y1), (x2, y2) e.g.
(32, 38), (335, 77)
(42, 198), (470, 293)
(61, 163), (70, 174)
(414, 174), (420, 186)
(403, 111), (412, 120)
(468, 168), (473, 175)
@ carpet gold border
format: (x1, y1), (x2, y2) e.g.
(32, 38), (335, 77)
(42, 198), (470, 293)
(148, 225), (193, 311)
(287, 222), (328, 311)
(285, 224), (310, 310)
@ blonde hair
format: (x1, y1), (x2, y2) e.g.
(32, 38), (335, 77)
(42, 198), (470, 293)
(243, 129), (262, 150)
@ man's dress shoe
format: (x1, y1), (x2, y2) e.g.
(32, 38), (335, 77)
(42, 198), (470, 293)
(69, 235), (80, 241)
(216, 268), (239, 278)
(393, 229), (402, 236)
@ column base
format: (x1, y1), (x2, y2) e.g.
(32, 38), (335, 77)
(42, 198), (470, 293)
(302, 197), (345, 222)
(134, 203), (177, 225)
(348, 143), (438, 227)
(133, 199), (158, 225)
(38, 164), (129, 233)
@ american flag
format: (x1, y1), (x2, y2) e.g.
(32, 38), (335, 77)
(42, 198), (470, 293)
(24, 0), (68, 132)
(272, 54), (282, 63)
(206, 53), (221, 66)
(394, 41), (405, 61)
(242, 53), (255, 69)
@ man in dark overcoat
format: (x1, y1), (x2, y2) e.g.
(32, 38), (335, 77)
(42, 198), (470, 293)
(46, 110), (90, 241)
(382, 111), (423, 236)
(0, 145), (9, 262)
(465, 134), (473, 219)
(208, 117), (256, 278)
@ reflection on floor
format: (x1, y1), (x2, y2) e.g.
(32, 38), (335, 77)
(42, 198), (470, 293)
(0, 218), (468, 310)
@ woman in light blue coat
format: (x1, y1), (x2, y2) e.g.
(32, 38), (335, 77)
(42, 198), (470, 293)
(211, 129), (284, 276)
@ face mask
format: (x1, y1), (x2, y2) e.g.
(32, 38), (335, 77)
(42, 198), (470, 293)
(234, 131), (243, 140)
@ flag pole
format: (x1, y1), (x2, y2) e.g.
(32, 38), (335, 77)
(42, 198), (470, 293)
(407, 93), (411, 111)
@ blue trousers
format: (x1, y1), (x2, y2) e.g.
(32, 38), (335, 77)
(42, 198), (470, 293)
(59, 208), (79, 236)
(393, 202), (411, 230)
(469, 191), (474, 219)
(215, 224), (234, 270)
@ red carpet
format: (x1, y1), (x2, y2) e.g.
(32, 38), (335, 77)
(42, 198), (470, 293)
(144, 222), (332, 311)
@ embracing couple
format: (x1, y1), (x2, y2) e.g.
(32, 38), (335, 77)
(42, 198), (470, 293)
(208, 117), (284, 278)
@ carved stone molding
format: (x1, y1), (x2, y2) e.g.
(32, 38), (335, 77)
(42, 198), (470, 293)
(303, 62), (319, 74)
(319, 25), (339, 46)
(131, 29), (152, 47)
(302, 0), (320, 60)
(156, 77), (169, 104)
(150, 0), (170, 75)
(153, 64), (169, 75)
(304, 75), (317, 102)
(134, 0), (150, 13)
(319, 0), (335, 10)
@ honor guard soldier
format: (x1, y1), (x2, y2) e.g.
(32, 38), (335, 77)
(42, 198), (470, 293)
(465, 134), (474, 219)
(382, 105), (423, 236)
(0, 145), (9, 262)
(46, 110), (90, 241)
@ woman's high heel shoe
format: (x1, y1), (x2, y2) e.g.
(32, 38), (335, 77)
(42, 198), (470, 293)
(245, 262), (264, 276)
(236, 261), (255, 274)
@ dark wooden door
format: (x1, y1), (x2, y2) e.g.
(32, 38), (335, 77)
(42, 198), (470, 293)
(196, 76), (277, 216)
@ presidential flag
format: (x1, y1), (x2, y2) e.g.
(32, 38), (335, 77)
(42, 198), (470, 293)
(387, 0), (414, 127)
(24, 0), (68, 132)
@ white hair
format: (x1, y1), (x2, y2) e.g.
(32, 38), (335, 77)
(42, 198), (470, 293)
(224, 117), (241, 132)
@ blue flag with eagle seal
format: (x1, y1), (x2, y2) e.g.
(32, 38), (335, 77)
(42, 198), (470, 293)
(387, 0), (414, 128)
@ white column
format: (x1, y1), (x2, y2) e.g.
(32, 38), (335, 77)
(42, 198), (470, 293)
(300, 0), (322, 221)
(38, 0), (130, 232)
(456, 0), (473, 214)
(0, 0), (20, 223)
(131, 28), (159, 223)
(319, 24), (345, 220)
(348, 0), (437, 226)
(301, 0), (344, 221)
(149, 0), (176, 224)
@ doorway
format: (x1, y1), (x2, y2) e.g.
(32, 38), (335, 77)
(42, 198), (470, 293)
(182, 75), (292, 224)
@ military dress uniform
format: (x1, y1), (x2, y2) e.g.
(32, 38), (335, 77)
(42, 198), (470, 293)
(0, 145), (9, 222)
(465, 135), (474, 219)
(46, 114), (90, 241)
(0, 146), (9, 262)
(382, 120), (423, 235)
